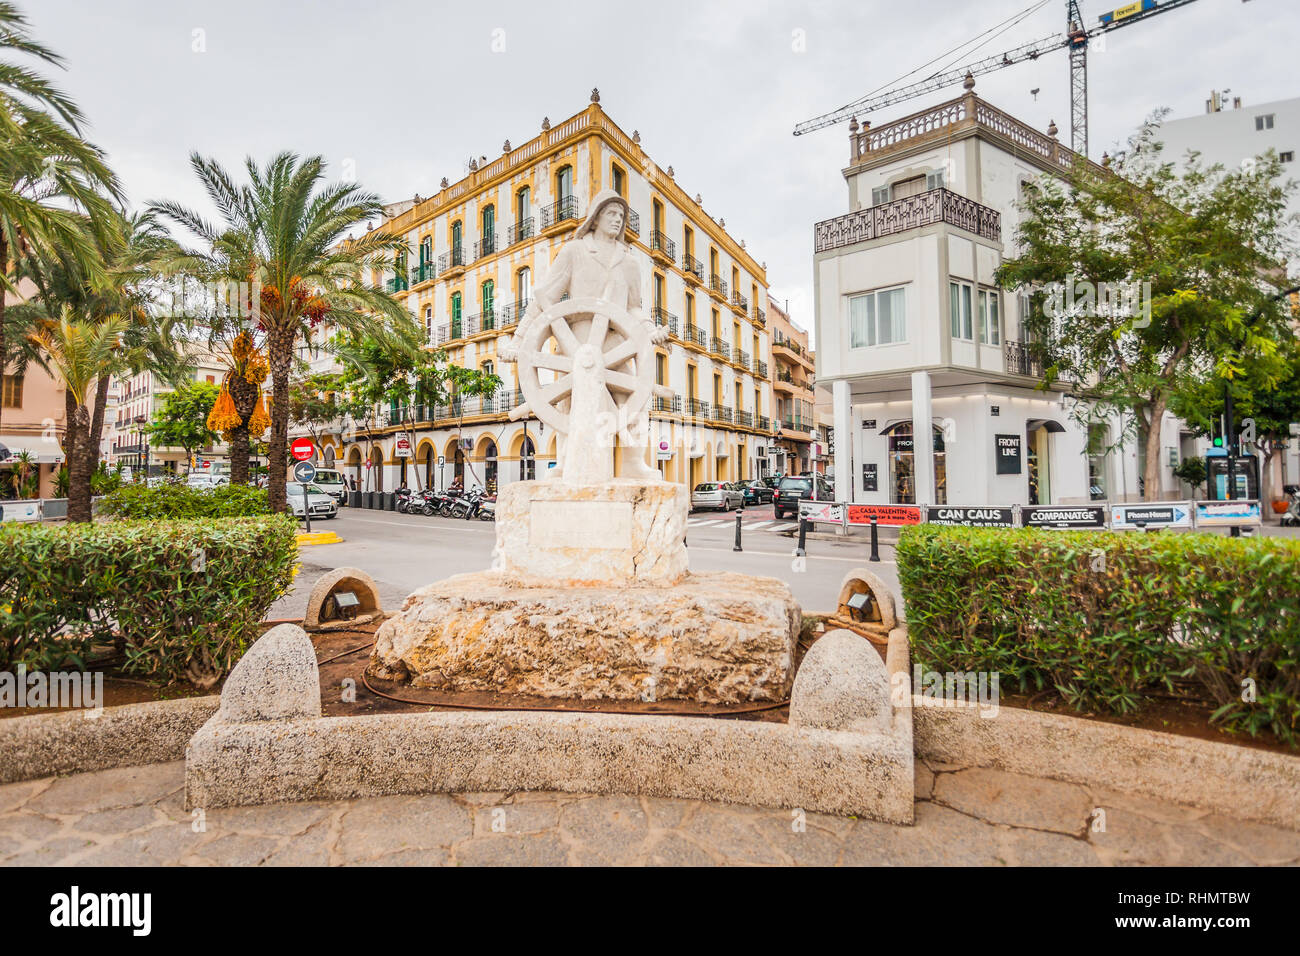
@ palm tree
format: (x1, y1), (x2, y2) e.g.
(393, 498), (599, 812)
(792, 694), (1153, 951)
(152, 152), (414, 511)
(26, 310), (126, 520)
(0, 2), (120, 435)
(13, 208), (191, 515)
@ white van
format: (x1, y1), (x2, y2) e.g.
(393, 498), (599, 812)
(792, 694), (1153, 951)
(311, 468), (348, 505)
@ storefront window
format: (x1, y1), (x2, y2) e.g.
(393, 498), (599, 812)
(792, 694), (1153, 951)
(887, 423), (946, 504)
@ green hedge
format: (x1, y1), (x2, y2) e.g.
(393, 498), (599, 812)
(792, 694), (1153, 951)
(99, 482), (270, 519)
(897, 525), (1300, 746)
(0, 516), (297, 687)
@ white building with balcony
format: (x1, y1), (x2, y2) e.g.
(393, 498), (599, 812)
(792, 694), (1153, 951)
(815, 83), (1198, 508)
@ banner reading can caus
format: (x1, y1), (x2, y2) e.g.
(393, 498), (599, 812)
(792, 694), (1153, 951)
(846, 504), (923, 526)
(925, 506), (1015, 527)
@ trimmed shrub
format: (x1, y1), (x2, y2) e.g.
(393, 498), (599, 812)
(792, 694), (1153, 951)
(897, 525), (1300, 746)
(99, 482), (270, 519)
(0, 516), (297, 687)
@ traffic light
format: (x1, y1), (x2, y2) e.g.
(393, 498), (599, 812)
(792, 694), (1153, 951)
(1213, 436), (1224, 448)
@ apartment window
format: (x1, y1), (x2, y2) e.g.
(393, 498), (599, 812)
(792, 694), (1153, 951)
(685, 292), (696, 327)
(978, 289), (1001, 345)
(1, 374), (22, 408)
(481, 279), (494, 316)
(653, 273), (665, 311)
(925, 169), (946, 190)
(683, 224), (694, 258)
(419, 236), (432, 266)
(451, 220), (462, 252)
(515, 186), (532, 237)
(481, 205), (495, 252)
(848, 287), (907, 348)
(611, 163), (626, 197)
(871, 185), (891, 206)
(556, 165), (573, 201)
(1281, 151), (1295, 163)
(1256, 114), (1275, 131)
(450, 291), (462, 321)
(949, 282), (974, 341)
(656, 353), (666, 386)
(652, 199), (664, 234)
(482, 360), (494, 378)
(424, 306), (433, 339)
(516, 267), (531, 309)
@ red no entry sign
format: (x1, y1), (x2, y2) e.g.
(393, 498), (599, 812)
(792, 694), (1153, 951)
(290, 438), (314, 462)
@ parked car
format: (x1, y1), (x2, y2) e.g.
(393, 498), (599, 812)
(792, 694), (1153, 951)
(741, 480), (774, 505)
(186, 473), (229, 490)
(311, 468), (348, 504)
(691, 481), (745, 512)
(286, 481), (338, 519)
(772, 474), (835, 519)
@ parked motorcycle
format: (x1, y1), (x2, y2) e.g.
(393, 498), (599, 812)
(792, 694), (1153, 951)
(395, 486), (414, 514)
(1282, 484), (1300, 528)
(464, 489), (496, 521)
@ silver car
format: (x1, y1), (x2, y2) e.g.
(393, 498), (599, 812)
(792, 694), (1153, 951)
(286, 482), (338, 519)
(691, 481), (745, 512)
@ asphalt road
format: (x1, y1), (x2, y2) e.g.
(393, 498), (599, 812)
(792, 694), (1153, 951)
(270, 505), (899, 620)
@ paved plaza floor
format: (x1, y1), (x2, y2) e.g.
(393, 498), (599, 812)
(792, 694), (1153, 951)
(3, 759), (1296, 866)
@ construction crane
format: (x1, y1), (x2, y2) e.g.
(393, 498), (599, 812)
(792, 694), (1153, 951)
(794, 0), (1203, 158)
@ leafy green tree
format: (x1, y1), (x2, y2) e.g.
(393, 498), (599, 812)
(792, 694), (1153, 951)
(151, 152), (415, 512)
(148, 379), (219, 468)
(1170, 342), (1300, 504)
(997, 117), (1296, 501)
(1173, 455), (1206, 498)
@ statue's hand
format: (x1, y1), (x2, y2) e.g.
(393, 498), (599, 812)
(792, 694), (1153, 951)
(649, 322), (670, 345)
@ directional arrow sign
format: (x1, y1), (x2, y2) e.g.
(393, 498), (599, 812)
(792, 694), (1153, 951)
(293, 461), (317, 484)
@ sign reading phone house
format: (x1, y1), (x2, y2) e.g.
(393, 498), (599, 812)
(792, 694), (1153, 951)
(1020, 505), (1107, 529)
(926, 506), (1015, 527)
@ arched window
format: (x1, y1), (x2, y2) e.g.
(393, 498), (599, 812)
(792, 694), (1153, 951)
(481, 204), (495, 256)
(484, 441), (498, 492)
(555, 165), (572, 201)
(520, 436), (536, 481)
(516, 267), (531, 312)
(515, 186), (532, 240)
(450, 220), (463, 266)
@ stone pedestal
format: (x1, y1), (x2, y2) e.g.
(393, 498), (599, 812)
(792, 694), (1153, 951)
(367, 570), (800, 703)
(494, 478), (688, 588)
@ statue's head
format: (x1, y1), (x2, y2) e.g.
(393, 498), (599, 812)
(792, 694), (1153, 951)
(576, 189), (629, 243)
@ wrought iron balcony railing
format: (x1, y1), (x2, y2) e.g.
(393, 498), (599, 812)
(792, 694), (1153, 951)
(626, 210), (640, 235)
(508, 218), (534, 245)
(734, 348), (750, 370)
(711, 405), (733, 424)
(650, 230), (676, 263)
(731, 291), (749, 313)
(410, 262), (436, 285)
(540, 195), (579, 229)
(752, 306), (766, 328)
(735, 410), (753, 428)
(474, 234), (499, 260)
(682, 324), (708, 348)
(652, 393), (681, 414)
(682, 255), (704, 282)
(499, 299), (528, 329)
(773, 332), (804, 355)
(1004, 339), (1045, 378)
(709, 273), (728, 298)
(386, 274), (409, 294)
(758, 415), (771, 432)
(686, 397), (710, 418)
(437, 246), (465, 272)
(756, 359), (769, 378)
(709, 337), (731, 362)
(651, 307), (678, 336)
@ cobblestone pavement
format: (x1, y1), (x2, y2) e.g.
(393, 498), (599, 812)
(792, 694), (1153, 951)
(1, 759), (1297, 866)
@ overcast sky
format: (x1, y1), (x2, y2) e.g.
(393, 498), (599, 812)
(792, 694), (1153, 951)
(23, 0), (1300, 345)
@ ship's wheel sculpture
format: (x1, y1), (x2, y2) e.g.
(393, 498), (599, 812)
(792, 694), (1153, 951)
(508, 295), (664, 482)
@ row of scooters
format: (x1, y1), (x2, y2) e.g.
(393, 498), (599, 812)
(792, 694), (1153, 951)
(395, 485), (496, 521)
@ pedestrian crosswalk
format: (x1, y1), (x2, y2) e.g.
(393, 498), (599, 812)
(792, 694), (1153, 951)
(686, 517), (800, 534)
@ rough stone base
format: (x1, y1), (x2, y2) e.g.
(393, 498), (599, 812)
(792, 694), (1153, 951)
(367, 570), (800, 703)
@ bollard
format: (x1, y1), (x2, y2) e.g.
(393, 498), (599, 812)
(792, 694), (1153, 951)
(796, 517), (807, 557)
(869, 515), (880, 562)
(733, 509), (743, 552)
